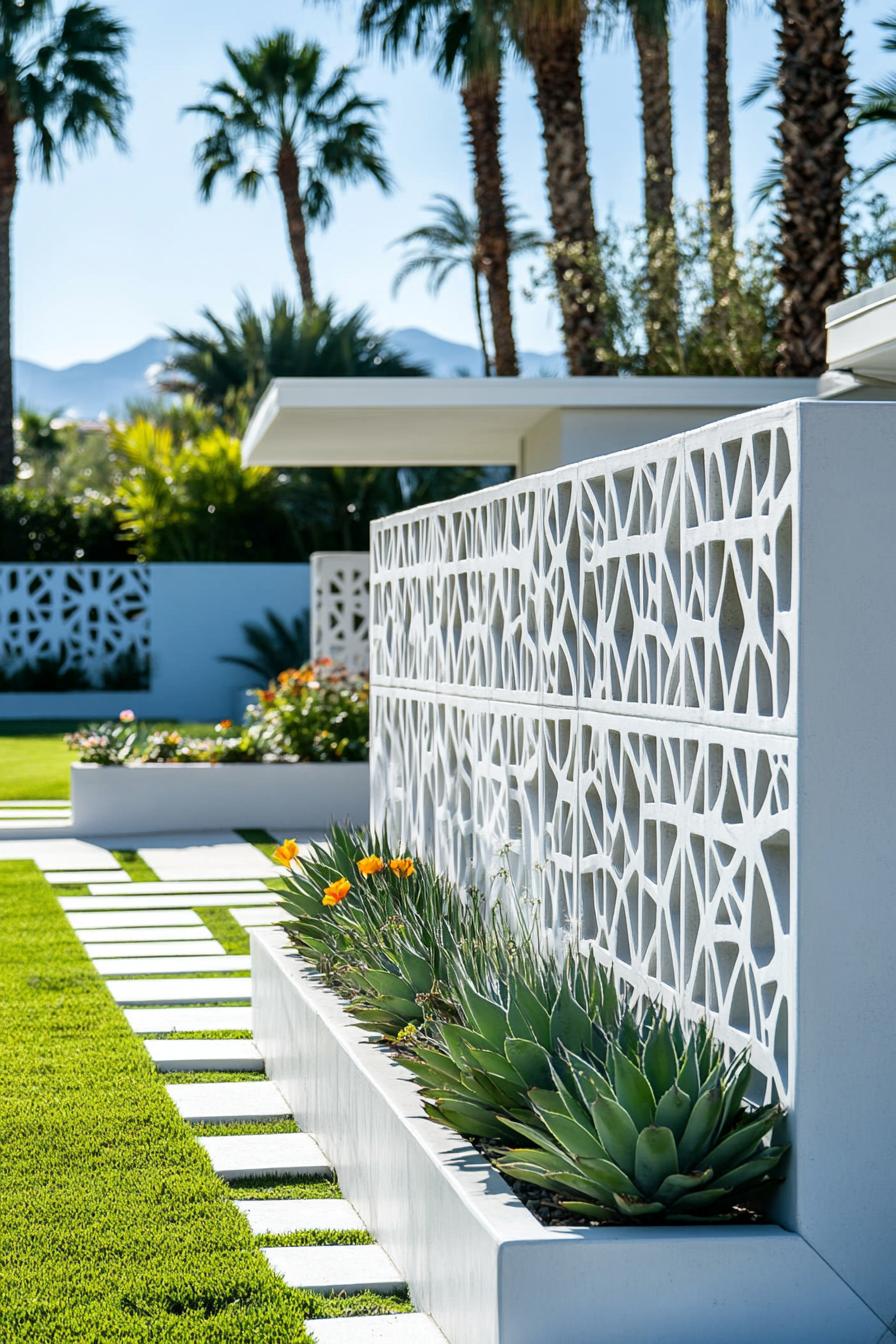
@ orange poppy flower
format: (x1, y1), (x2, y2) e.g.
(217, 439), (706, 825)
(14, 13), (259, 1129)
(357, 855), (385, 877)
(389, 857), (415, 879)
(273, 838), (300, 868)
(322, 877), (351, 906)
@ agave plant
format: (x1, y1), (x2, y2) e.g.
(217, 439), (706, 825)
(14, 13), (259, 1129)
(278, 826), (494, 1038)
(408, 949), (620, 1141)
(496, 1013), (787, 1223)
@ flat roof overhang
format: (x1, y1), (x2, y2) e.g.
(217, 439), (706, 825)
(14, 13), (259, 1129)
(242, 375), (817, 468)
(826, 279), (896, 383)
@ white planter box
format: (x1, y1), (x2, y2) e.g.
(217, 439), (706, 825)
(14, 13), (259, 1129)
(70, 761), (368, 836)
(251, 931), (883, 1344)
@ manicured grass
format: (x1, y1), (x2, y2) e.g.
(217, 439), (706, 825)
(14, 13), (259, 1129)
(0, 860), (408, 1340)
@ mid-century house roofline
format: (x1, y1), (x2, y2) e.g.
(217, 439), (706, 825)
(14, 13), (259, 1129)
(242, 374), (818, 476)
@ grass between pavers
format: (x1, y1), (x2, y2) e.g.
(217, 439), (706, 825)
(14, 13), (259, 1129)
(200, 907), (251, 955)
(0, 860), (409, 1340)
(227, 1176), (342, 1201)
(111, 849), (161, 883)
(162, 1070), (268, 1084)
(151, 1029), (254, 1040)
(191, 1120), (300, 1138)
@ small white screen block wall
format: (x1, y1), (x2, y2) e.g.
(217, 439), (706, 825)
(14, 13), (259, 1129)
(370, 400), (896, 1324)
(0, 564), (150, 679)
(311, 552), (370, 671)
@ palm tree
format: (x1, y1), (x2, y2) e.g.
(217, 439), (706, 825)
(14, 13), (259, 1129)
(772, 0), (850, 376)
(501, 0), (616, 374)
(391, 193), (541, 374)
(163, 291), (426, 426)
(184, 33), (391, 311)
(705, 0), (734, 303)
(360, 0), (521, 376)
(0, 0), (129, 485)
(853, 12), (896, 182)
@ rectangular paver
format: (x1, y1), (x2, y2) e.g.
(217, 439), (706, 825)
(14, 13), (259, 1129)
(308, 1318), (446, 1344)
(84, 939), (226, 958)
(138, 836), (279, 881)
(45, 869), (128, 885)
(229, 906), (286, 927)
(86, 879), (272, 896)
(108, 976), (251, 1005)
(0, 839), (119, 868)
(60, 894), (282, 912)
(235, 1199), (364, 1234)
(145, 1038), (262, 1072)
(263, 1246), (404, 1295)
(125, 1006), (253, 1033)
(75, 924), (214, 943)
(166, 1081), (291, 1124)
(201, 1132), (330, 1180)
(94, 954), (251, 976)
(67, 909), (204, 929)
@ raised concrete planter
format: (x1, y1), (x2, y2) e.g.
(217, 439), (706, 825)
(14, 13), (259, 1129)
(252, 931), (883, 1344)
(70, 760), (368, 836)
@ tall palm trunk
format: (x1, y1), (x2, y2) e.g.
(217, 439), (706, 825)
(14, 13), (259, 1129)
(773, 0), (850, 376)
(0, 108), (15, 487)
(461, 70), (518, 377)
(522, 13), (614, 375)
(632, 11), (679, 369)
(470, 262), (492, 374)
(276, 139), (316, 310)
(705, 0), (734, 304)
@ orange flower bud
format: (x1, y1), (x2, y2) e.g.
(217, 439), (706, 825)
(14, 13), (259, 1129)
(273, 838), (300, 868)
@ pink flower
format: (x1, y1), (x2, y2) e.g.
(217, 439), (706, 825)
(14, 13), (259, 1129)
(119, 709), (136, 723)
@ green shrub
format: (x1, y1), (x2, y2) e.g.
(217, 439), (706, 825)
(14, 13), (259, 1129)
(243, 661), (368, 762)
(0, 485), (129, 561)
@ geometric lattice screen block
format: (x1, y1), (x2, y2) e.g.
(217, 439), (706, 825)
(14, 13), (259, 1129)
(377, 397), (896, 1323)
(311, 552), (370, 672)
(0, 564), (151, 679)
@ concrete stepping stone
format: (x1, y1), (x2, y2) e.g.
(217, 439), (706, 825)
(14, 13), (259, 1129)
(84, 939), (226, 958)
(0, 839), (118, 867)
(145, 1037), (262, 1072)
(201, 1132), (330, 1180)
(94, 954), (251, 976)
(125, 1006), (252, 1033)
(230, 906), (286, 927)
(86, 879), (272, 895)
(67, 909), (204, 929)
(60, 893), (281, 912)
(0, 809), (72, 819)
(166, 1081), (290, 1124)
(236, 1198), (365, 1234)
(308, 1318), (446, 1344)
(138, 836), (279, 881)
(46, 869), (128, 884)
(263, 1245), (404, 1295)
(0, 799), (70, 808)
(0, 817), (71, 831)
(76, 924), (214, 943)
(108, 976), (251, 1005)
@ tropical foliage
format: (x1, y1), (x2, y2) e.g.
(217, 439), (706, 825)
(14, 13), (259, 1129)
(276, 825), (787, 1225)
(219, 608), (311, 684)
(185, 32), (390, 307)
(0, 0), (130, 484)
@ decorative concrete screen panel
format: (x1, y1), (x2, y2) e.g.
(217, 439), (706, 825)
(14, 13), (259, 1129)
(0, 564), (151, 681)
(371, 398), (896, 1328)
(311, 552), (370, 671)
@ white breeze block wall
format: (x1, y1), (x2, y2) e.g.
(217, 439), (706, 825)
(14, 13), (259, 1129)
(311, 551), (370, 671)
(0, 562), (310, 720)
(370, 399), (896, 1326)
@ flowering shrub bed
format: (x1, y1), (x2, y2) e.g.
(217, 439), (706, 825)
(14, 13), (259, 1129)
(65, 660), (369, 765)
(275, 826), (788, 1228)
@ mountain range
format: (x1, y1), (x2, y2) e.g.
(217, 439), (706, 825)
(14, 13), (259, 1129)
(14, 329), (564, 419)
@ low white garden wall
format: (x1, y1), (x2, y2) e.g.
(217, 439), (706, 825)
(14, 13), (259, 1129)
(71, 761), (368, 835)
(0, 562), (310, 721)
(369, 399), (896, 1330)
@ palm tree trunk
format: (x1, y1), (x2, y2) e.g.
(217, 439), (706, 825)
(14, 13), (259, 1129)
(276, 139), (316, 310)
(773, 0), (850, 376)
(461, 71), (518, 377)
(705, 0), (734, 304)
(0, 108), (15, 487)
(523, 14), (615, 375)
(471, 265), (492, 375)
(632, 12), (679, 370)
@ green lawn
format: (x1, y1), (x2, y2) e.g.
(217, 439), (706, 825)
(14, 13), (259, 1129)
(0, 860), (405, 1340)
(0, 721), (217, 800)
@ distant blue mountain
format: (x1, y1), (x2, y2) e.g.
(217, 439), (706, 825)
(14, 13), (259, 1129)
(13, 328), (564, 418)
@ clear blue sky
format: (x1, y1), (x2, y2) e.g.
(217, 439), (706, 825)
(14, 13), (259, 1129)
(15, 0), (893, 368)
